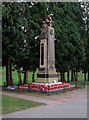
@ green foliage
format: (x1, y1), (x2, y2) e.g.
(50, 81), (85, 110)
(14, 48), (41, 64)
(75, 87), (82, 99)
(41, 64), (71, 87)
(1, 67), (35, 86)
(2, 2), (88, 83)
(52, 3), (87, 72)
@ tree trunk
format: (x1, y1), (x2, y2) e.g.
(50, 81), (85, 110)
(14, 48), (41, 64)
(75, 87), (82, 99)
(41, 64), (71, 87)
(10, 62), (13, 85)
(67, 71), (70, 83)
(6, 60), (12, 86)
(75, 69), (78, 81)
(60, 71), (65, 82)
(84, 72), (86, 82)
(62, 71), (65, 82)
(6, 60), (10, 86)
(74, 69), (76, 81)
(23, 70), (28, 84)
(60, 71), (63, 82)
(17, 68), (22, 85)
(71, 69), (74, 82)
(32, 71), (35, 82)
(88, 70), (89, 81)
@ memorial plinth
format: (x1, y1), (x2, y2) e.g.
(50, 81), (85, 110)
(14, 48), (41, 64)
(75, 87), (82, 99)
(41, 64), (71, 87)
(37, 25), (58, 83)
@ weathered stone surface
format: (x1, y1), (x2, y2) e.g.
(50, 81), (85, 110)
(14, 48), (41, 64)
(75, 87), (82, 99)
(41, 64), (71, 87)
(37, 26), (58, 83)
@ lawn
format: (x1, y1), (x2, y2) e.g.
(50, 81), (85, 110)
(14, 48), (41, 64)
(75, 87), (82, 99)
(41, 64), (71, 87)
(58, 71), (87, 82)
(1, 67), (37, 86)
(2, 95), (44, 115)
(0, 67), (88, 86)
(0, 95), (2, 115)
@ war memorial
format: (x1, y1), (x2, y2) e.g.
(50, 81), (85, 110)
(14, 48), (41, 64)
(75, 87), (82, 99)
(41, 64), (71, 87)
(18, 14), (70, 92)
(5, 14), (84, 93)
(37, 14), (58, 83)
(2, 3), (87, 119)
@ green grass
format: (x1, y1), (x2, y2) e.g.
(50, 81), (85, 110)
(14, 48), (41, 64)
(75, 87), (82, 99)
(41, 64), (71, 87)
(1, 67), (37, 86)
(0, 95), (2, 115)
(0, 67), (88, 86)
(0, 67), (2, 86)
(58, 71), (88, 82)
(2, 95), (44, 115)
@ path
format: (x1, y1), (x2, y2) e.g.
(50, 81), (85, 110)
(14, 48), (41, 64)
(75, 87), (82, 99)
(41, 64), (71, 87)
(2, 88), (87, 118)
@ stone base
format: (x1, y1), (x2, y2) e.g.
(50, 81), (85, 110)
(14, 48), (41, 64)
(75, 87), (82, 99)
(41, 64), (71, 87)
(36, 77), (58, 83)
(36, 69), (58, 83)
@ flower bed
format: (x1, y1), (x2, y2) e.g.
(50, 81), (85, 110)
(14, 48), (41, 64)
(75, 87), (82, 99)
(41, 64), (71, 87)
(18, 82), (70, 92)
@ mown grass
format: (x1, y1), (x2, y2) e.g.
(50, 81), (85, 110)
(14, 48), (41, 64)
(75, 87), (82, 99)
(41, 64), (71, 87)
(58, 71), (87, 82)
(2, 95), (44, 115)
(0, 67), (88, 86)
(0, 95), (2, 115)
(1, 67), (37, 86)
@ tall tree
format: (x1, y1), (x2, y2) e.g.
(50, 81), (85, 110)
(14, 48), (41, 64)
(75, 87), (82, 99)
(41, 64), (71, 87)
(2, 2), (87, 85)
(84, 2), (89, 81)
(2, 2), (27, 85)
(2, 2), (49, 85)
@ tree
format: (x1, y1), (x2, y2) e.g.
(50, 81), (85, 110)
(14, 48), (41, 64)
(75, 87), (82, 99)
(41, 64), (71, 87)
(50, 3), (86, 82)
(84, 2), (89, 81)
(2, 2), (49, 85)
(2, 2), (87, 85)
(2, 2), (27, 85)
(2, 3), (15, 86)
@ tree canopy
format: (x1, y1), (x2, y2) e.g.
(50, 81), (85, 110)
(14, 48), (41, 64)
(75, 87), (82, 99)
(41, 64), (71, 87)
(2, 2), (88, 85)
